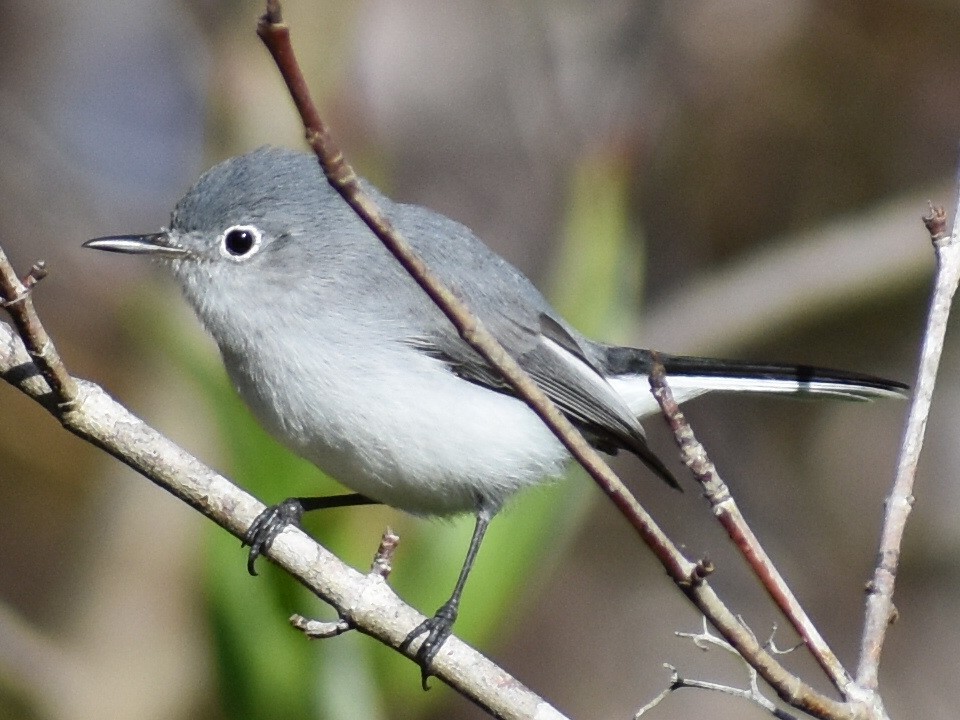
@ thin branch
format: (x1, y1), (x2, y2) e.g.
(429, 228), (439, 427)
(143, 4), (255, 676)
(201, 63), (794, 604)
(290, 615), (353, 639)
(649, 361), (854, 697)
(256, 4), (651, 535)
(637, 621), (802, 720)
(633, 676), (674, 719)
(0, 248), (76, 405)
(291, 528), (401, 639)
(369, 527), (401, 579)
(667, 667), (800, 720)
(856, 201), (960, 693)
(673, 621), (802, 720)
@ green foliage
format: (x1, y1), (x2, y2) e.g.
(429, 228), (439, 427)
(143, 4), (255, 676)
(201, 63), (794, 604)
(550, 151), (645, 342)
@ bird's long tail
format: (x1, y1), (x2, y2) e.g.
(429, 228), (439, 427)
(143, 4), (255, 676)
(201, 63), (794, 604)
(599, 345), (908, 419)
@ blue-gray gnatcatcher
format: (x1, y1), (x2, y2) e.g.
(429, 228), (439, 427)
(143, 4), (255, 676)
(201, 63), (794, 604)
(84, 146), (906, 681)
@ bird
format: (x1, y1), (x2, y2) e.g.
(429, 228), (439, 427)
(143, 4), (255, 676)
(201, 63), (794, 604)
(84, 145), (907, 685)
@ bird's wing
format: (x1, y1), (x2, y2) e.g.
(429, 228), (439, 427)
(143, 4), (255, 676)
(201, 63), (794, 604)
(392, 201), (678, 486)
(406, 311), (678, 487)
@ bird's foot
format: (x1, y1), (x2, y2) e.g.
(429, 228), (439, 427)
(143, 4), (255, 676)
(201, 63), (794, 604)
(242, 497), (305, 575)
(400, 600), (459, 690)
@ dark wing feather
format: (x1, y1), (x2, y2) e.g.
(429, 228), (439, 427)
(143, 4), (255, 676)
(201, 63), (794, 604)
(406, 313), (679, 488)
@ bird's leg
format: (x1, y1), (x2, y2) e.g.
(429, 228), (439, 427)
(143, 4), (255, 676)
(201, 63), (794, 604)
(400, 507), (493, 689)
(244, 492), (380, 574)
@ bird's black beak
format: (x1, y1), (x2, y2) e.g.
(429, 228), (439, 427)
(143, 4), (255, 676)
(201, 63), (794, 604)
(83, 232), (188, 258)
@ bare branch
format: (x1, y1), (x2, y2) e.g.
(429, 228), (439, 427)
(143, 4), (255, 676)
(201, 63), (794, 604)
(369, 527), (401, 579)
(649, 361), (854, 696)
(0, 247), (76, 404)
(856, 199), (960, 692)
(255, 6), (667, 555)
(290, 615), (352, 639)
(633, 670), (676, 718)
(257, 3), (631, 523)
(665, 621), (801, 720)
(290, 528), (401, 639)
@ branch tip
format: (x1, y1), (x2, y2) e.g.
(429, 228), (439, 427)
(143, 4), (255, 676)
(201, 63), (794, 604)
(290, 614), (353, 639)
(260, 0), (283, 26)
(22, 261), (47, 290)
(369, 528), (400, 579)
(922, 203), (947, 241)
(692, 557), (714, 582)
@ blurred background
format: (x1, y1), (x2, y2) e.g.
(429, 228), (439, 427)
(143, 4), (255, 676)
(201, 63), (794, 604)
(0, 1), (956, 718)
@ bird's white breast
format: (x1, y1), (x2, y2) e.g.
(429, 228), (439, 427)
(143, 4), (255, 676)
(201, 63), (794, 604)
(219, 326), (570, 516)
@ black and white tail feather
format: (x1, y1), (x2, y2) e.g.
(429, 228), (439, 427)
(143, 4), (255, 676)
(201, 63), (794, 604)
(601, 345), (908, 418)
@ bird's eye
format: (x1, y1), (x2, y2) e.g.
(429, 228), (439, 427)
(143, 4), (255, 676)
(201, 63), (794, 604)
(219, 225), (262, 260)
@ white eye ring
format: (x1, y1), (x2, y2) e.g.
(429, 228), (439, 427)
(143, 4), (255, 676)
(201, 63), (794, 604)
(218, 224), (263, 261)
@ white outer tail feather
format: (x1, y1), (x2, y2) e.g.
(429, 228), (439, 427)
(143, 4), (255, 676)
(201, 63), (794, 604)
(608, 373), (906, 421)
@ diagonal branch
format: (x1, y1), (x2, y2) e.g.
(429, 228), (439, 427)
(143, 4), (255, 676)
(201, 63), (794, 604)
(649, 361), (853, 696)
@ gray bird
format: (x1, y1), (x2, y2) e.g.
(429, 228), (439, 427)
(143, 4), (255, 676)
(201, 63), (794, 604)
(85, 146), (907, 684)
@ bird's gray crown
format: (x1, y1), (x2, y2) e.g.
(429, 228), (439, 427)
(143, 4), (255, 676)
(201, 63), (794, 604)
(170, 145), (343, 235)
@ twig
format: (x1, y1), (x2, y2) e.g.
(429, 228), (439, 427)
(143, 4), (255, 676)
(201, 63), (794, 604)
(290, 615), (352, 639)
(663, 666), (800, 720)
(369, 527), (400, 579)
(633, 677), (674, 719)
(291, 530), (399, 639)
(0, 248), (76, 405)
(636, 621), (801, 720)
(856, 201), (960, 695)
(254, 4), (857, 717)
(256, 3), (653, 545)
(257, 2), (640, 517)
(649, 361), (854, 697)
(764, 625), (803, 656)
(673, 621), (801, 720)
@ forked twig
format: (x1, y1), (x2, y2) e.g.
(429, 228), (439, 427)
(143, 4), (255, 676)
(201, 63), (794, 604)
(649, 361), (853, 696)
(636, 619), (801, 719)
(0, 249), (76, 405)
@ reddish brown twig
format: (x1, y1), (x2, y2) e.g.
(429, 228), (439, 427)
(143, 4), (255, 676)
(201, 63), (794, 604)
(649, 361), (853, 696)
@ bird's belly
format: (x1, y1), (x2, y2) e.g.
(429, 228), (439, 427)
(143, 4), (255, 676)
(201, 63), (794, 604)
(227, 345), (570, 515)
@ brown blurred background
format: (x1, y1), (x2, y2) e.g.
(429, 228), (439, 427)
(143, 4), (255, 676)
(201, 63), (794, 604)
(1, 1), (957, 718)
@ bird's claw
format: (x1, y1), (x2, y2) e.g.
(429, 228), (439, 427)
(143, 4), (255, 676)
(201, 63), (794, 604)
(242, 498), (305, 575)
(400, 601), (458, 690)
